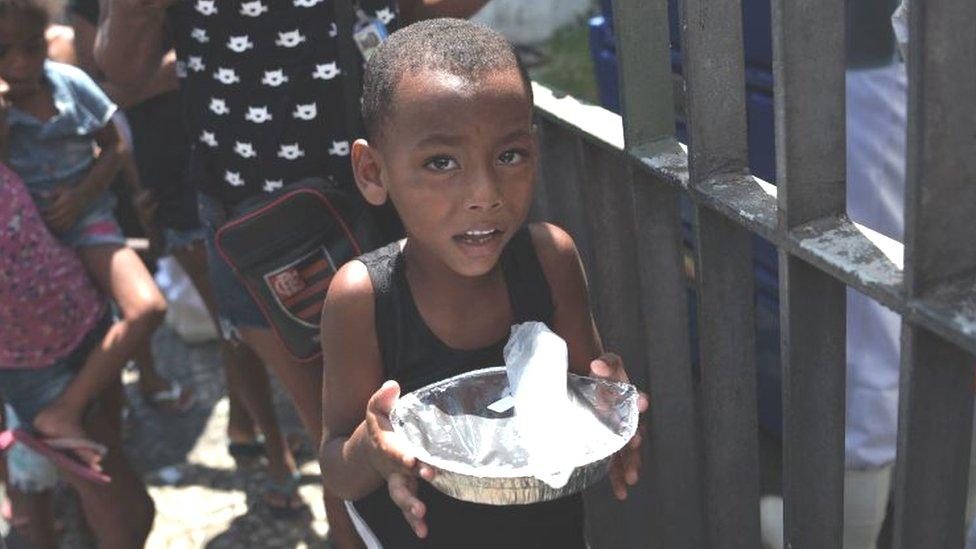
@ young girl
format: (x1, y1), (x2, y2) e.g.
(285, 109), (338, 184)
(319, 19), (646, 547)
(0, 0), (168, 408)
(0, 157), (154, 547)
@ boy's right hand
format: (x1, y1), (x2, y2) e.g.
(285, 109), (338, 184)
(365, 380), (435, 538)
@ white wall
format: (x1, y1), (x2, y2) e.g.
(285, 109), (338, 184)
(471, 0), (594, 45)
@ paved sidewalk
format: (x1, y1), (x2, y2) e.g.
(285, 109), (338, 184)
(2, 326), (332, 548)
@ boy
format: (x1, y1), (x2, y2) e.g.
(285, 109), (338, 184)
(319, 19), (647, 547)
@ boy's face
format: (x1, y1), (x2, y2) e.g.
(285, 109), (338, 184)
(360, 67), (537, 278)
(0, 16), (47, 99)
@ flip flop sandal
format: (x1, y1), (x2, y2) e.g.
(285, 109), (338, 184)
(229, 433), (306, 460)
(228, 435), (266, 459)
(143, 381), (196, 414)
(262, 471), (306, 519)
(0, 429), (111, 484)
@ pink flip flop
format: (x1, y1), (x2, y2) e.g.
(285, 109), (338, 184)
(0, 429), (111, 484)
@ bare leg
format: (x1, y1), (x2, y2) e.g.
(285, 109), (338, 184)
(78, 244), (166, 371)
(7, 488), (58, 549)
(171, 241), (299, 512)
(66, 398), (155, 549)
(240, 327), (363, 549)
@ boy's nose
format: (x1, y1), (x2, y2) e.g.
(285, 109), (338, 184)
(464, 177), (504, 211)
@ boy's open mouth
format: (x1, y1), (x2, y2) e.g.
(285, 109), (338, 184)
(453, 228), (503, 246)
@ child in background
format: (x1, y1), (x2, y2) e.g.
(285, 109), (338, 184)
(319, 19), (646, 547)
(0, 158), (154, 547)
(0, 0), (168, 407)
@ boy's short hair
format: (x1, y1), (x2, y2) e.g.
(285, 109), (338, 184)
(0, 0), (62, 28)
(361, 18), (533, 142)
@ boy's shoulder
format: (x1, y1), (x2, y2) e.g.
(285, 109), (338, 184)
(526, 221), (580, 271)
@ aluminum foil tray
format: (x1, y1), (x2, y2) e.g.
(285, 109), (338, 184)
(390, 367), (639, 505)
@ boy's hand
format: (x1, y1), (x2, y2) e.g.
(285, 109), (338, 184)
(365, 380), (436, 538)
(590, 352), (649, 501)
(43, 186), (91, 232)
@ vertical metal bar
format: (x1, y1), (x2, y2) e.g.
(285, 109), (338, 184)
(610, 0), (677, 149)
(578, 143), (653, 549)
(778, 254), (846, 548)
(771, 0), (848, 545)
(893, 0), (976, 546)
(901, 0), (976, 292)
(632, 171), (705, 548)
(679, 0), (749, 181)
(679, 0), (760, 545)
(893, 328), (974, 549)
(614, 0), (703, 545)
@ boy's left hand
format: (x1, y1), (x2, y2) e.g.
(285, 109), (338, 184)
(43, 186), (91, 232)
(590, 352), (649, 500)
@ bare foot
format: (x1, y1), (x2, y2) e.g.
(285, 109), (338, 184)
(32, 405), (105, 470)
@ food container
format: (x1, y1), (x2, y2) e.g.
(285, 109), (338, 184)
(390, 367), (639, 505)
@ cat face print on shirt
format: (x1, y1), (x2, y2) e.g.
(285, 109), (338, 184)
(225, 171), (245, 187)
(195, 0), (217, 15)
(191, 27), (209, 43)
(214, 68), (241, 85)
(263, 180), (284, 193)
(292, 103), (317, 121)
(244, 106), (273, 123)
(188, 56), (205, 72)
(293, 0), (324, 6)
(200, 130), (218, 147)
(277, 144), (306, 160)
(328, 141), (350, 157)
(234, 141), (257, 158)
(239, 0), (268, 17)
(209, 97), (230, 115)
(227, 35), (254, 53)
(313, 62), (340, 80)
(275, 30), (307, 48)
(262, 69), (289, 87)
(375, 8), (395, 25)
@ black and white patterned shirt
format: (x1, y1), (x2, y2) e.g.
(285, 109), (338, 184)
(169, 0), (399, 205)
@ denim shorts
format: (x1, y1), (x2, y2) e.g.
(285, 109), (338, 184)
(163, 226), (207, 255)
(0, 312), (110, 493)
(53, 192), (125, 249)
(0, 311), (110, 426)
(198, 193), (269, 340)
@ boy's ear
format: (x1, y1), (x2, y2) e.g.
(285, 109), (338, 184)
(351, 138), (388, 206)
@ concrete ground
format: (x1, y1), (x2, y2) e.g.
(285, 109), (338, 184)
(1, 326), (332, 548)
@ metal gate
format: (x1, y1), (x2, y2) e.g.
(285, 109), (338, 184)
(529, 0), (976, 547)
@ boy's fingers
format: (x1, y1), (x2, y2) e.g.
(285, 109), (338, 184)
(388, 474), (428, 538)
(590, 352), (626, 382)
(608, 455), (628, 500)
(368, 380), (401, 418)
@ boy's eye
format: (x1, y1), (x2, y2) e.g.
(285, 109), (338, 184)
(498, 150), (526, 165)
(424, 156), (459, 172)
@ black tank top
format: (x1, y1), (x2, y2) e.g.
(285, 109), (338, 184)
(351, 227), (585, 549)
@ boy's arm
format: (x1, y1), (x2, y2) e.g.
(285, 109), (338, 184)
(398, 0), (492, 23)
(320, 261), (434, 537)
(95, 0), (172, 88)
(529, 222), (603, 375)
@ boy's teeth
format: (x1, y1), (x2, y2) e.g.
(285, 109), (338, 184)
(465, 229), (494, 236)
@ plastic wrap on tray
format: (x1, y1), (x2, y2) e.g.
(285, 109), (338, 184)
(390, 367), (639, 505)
